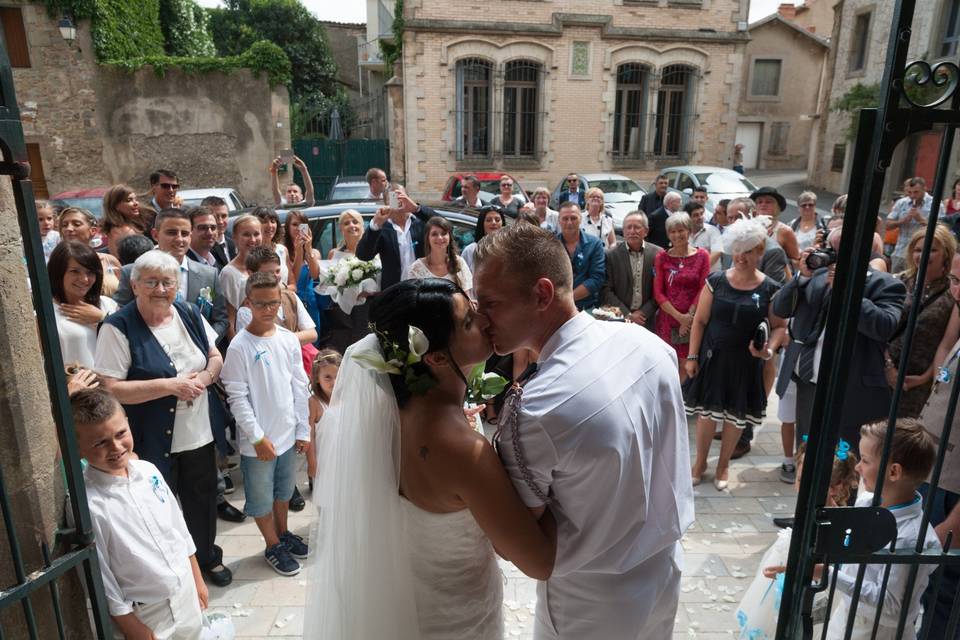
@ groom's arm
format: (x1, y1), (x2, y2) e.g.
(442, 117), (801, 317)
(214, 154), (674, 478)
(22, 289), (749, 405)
(497, 416), (556, 511)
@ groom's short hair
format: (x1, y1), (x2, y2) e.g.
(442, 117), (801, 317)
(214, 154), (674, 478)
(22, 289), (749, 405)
(474, 223), (572, 293)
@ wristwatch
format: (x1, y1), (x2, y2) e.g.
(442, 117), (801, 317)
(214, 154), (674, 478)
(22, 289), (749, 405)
(686, 355), (699, 361)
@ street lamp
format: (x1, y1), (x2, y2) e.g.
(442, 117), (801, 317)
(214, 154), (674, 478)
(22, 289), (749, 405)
(58, 14), (76, 45)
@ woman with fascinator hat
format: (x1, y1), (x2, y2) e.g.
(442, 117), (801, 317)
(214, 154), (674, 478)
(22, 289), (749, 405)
(305, 277), (556, 639)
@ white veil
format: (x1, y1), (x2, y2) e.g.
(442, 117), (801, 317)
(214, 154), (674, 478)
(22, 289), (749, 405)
(304, 334), (419, 639)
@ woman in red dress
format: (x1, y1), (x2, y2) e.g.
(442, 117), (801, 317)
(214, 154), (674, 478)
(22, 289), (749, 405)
(654, 211), (711, 382)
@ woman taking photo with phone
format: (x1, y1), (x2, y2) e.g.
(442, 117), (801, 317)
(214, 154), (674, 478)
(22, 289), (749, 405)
(284, 211), (324, 335)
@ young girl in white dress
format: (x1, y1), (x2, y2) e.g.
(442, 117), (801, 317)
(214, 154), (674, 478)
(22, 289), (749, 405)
(307, 349), (341, 492)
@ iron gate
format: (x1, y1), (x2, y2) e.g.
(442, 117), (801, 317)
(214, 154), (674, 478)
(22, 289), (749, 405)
(0, 37), (112, 639)
(777, 0), (960, 638)
(293, 138), (390, 200)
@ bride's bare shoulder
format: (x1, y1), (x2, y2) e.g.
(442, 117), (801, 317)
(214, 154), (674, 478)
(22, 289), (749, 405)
(416, 407), (494, 470)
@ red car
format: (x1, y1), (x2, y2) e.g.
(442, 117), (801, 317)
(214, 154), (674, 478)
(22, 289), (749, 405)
(441, 172), (529, 205)
(49, 187), (111, 219)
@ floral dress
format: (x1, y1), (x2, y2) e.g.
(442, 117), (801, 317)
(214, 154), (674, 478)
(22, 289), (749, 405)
(653, 247), (710, 360)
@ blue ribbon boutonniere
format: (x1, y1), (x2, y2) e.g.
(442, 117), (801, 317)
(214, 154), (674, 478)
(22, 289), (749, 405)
(150, 475), (167, 503)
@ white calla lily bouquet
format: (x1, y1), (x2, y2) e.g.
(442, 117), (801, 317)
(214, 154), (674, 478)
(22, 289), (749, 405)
(317, 256), (381, 314)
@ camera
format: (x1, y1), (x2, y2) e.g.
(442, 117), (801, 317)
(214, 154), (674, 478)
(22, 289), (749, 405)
(805, 247), (837, 271)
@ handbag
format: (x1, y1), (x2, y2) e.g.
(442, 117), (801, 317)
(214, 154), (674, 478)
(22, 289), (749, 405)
(671, 326), (690, 345)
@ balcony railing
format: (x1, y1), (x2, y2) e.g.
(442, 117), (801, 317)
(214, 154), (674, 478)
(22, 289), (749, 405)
(358, 38), (384, 67)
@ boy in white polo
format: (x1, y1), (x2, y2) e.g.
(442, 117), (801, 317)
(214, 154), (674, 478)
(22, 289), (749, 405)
(72, 388), (207, 639)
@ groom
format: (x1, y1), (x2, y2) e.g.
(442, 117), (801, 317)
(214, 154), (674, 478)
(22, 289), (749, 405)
(474, 224), (694, 639)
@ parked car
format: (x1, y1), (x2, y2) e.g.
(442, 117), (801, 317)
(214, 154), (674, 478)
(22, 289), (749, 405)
(230, 201), (483, 255)
(49, 187), (110, 218)
(327, 176), (374, 202)
(549, 173), (646, 231)
(441, 172), (529, 207)
(654, 166), (758, 217)
(179, 187), (250, 211)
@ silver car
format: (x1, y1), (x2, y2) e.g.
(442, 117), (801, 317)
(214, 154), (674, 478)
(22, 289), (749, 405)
(655, 166), (758, 217)
(550, 173), (646, 231)
(179, 187), (249, 211)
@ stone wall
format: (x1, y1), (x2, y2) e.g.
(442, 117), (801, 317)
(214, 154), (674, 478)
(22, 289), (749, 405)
(738, 18), (828, 171)
(15, 3), (290, 204)
(399, 0), (749, 197)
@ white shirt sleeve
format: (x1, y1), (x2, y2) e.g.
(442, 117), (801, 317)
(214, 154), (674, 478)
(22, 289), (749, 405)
(200, 315), (218, 349)
(100, 296), (118, 316)
(218, 266), (247, 309)
(236, 305), (252, 333)
(498, 416), (556, 508)
(88, 512), (135, 616)
(458, 257), (474, 294)
(94, 324), (132, 380)
(220, 337), (266, 444)
(290, 334), (312, 442)
(710, 227), (723, 253)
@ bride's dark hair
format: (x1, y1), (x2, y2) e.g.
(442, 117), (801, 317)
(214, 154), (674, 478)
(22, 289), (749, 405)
(367, 277), (465, 407)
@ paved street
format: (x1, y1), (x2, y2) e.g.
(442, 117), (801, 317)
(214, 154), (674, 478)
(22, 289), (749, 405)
(207, 393), (794, 639)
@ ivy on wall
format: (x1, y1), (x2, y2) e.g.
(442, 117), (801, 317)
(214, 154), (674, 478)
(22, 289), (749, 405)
(831, 83), (881, 142)
(379, 0), (404, 74)
(160, 0), (217, 57)
(111, 40), (291, 87)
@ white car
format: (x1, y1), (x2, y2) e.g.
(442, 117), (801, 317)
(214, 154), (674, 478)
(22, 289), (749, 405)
(655, 166), (758, 217)
(550, 173), (646, 231)
(179, 188), (250, 211)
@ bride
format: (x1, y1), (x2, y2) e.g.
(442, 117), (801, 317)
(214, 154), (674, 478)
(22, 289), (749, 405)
(305, 277), (557, 639)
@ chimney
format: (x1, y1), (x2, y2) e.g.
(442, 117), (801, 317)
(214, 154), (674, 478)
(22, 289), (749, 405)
(778, 2), (797, 20)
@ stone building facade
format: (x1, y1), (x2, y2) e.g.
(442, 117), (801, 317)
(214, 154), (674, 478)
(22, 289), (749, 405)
(9, 1), (290, 202)
(394, 0), (750, 196)
(809, 0), (952, 198)
(736, 14), (828, 171)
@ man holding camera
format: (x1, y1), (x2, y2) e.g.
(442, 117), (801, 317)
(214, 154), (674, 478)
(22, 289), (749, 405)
(886, 177), (941, 273)
(772, 229), (905, 451)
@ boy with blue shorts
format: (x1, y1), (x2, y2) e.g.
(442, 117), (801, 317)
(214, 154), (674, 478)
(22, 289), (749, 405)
(222, 271), (311, 575)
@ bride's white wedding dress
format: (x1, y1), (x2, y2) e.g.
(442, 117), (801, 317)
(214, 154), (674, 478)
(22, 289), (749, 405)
(304, 335), (503, 639)
(404, 502), (503, 638)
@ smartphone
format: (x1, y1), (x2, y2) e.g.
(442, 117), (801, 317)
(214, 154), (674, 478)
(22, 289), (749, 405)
(280, 148), (295, 167)
(388, 188), (400, 209)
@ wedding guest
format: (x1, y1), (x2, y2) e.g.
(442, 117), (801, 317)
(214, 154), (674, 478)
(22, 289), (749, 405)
(601, 211), (662, 330)
(100, 219), (138, 266)
(685, 218), (786, 489)
(327, 209), (364, 259)
(356, 186), (434, 290)
(490, 175), (523, 217)
(221, 272), (311, 576)
(269, 155), (315, 207)
(204, 196), (236, 266)
(581, 187), (616, 249)
(515, 210), (541, 227)
(219, 215), (263, 339)
(712, 199), (730, 231)
(654, 212), (711, 381)
(117, 234), (155, 267)
(146, 169), (180, 213)
(237, 247), (317, 347)
(751, 186), (801, 267)
(461, 207), (504, 271)
(94, 249), (232, 587)
(944, 177), (960, 241)
(58, 207), (121, 297)
(688, 200), (722, 272)
(403, 216), (473, 296)
(887, 177), (942, 273)
(885, 225), (957, 417)
(306, 349), (341, 494)
(647, 191), (682, 249)
(49, 241), (118, 369)
(253, 207), (289, 284)
(790, 191), (827, 251)
(639, 173), (668, 215)
(283, 210), (324, 330)
(365, 167), (389, 201)
(826, 194), (888, 271)
(527, 187), (559, 232)
(102, 184), (147, 234)
(557, 202), (605, 311)
(558, 173), (585, 209)
(454, 175), (486, 209)
(37, 200), (60, 262)
(72, 388), (207, 639)
(186, 206), (222, 270)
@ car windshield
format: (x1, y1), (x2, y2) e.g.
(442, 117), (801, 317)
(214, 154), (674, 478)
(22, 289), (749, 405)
(330, 184), (371, 200)
(696, 172), (757, 193)
(54, 197), (104, 218)
(589, 179), (643, 201)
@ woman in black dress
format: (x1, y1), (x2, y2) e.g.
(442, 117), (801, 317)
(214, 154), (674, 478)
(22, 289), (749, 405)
(686, 218), (787, 490)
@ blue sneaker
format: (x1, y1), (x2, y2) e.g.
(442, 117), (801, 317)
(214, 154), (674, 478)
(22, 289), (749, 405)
(264, 542), (300, 576)
(280, 531), (309, 559)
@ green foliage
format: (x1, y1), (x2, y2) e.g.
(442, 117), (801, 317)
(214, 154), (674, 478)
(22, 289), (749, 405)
(290, 90), (355, 139)
(110, 40), (291, 87)
(831, 82), (880, 142)
(90, 0), (167, 61)
(159, 0), (217, 57)
(208, 0), (338, 102)
(380, 0), (404, 74)
(42, 0), (97, 20)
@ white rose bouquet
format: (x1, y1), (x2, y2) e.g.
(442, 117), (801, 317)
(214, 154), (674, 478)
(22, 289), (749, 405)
(317, 256), (381, 313)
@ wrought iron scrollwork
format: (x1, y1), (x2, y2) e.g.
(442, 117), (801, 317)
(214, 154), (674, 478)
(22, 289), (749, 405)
(902, 60), (960, 108)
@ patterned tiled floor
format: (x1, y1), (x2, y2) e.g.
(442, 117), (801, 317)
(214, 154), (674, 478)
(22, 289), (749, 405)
(207, 394), (794, 639)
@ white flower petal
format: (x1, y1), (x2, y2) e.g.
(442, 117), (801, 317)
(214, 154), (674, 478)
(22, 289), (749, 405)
(408, 325), (430, 358)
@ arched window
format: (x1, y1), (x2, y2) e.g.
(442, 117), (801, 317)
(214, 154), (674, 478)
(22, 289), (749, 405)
(654, 64), (695, 158)
(612, 63), (650, 159)
(456, 58), (493, 159)
(503, 60), (542, 157)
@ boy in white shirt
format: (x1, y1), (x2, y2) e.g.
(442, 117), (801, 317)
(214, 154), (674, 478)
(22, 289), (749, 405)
(825, 418), (941, 639)
(72, 388), (207, 640)
(221, 271), (311, 576)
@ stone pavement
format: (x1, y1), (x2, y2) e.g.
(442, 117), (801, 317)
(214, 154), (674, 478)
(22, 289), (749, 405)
(207, 395), (794, 639)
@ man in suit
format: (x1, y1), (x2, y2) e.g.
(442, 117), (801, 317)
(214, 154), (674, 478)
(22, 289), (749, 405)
(454, 175), (486, 208)
(601, 211), (662, 331)
(186, 205), (224, 270)
(639, 174), (669, 215)
(203, 196), (236, 266)
(773, 228), (906, 452)
(647, 191), (682, 249)
(557, 173), (586, 209)
(114, 209), (229, 341)
(356, 186), (435, 290)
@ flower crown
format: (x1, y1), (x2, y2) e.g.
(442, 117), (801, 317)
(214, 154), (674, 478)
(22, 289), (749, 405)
(801, 435), (852, 461)
(354, 323), (507, 403)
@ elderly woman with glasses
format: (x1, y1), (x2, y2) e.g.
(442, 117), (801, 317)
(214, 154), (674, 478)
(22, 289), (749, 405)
(789, 191), (827, 251)
(94, 249), (233, 587)
(491, 176), (524, 217)
(581, 187), (616, 249)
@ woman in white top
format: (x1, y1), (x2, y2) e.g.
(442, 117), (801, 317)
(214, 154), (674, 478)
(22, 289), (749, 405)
(403, 216), (473, 296)
(460, 208), (503, 272)
(49, 240), (118, 368)
(790, 191), (825, 251)
(58, 207), (122, 297)
(327, 209), (364, 260)
(254, 207), (289, 284)
(219, 214), (263, 339)
(581, 187), (617, 248)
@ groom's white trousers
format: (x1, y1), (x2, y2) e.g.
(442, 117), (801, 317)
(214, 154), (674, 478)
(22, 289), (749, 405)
(533, 542), (682, 640)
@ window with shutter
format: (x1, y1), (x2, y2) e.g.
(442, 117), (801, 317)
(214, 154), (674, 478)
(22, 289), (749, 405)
(768, 122), (790, 156)
(750, 59), (782, 97)
(0, 8), (30, 68)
